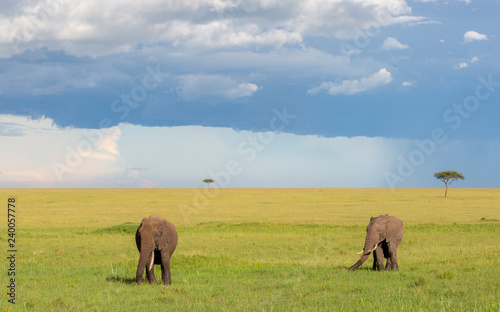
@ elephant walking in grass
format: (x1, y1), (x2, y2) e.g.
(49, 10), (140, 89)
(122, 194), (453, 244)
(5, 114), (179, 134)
(136, 215), (178, 285)
(349, 215), (403, 271)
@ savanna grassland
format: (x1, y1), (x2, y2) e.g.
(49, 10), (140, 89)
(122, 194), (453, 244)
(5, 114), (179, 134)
(1, 188), (499, 311)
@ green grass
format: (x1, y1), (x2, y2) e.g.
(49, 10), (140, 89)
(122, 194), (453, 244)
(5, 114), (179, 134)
(1, 188), (499, 311)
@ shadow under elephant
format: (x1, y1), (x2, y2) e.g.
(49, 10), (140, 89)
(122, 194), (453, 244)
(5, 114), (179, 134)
(106, 275), (137, 284)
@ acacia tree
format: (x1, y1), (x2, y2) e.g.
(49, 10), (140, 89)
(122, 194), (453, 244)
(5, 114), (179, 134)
(202, 179), (214, 188)
(433, 171), (465, 198)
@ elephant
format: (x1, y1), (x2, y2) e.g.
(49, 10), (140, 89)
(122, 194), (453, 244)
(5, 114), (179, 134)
(136, 215), (178, 285)
(348, 214), (403, 271)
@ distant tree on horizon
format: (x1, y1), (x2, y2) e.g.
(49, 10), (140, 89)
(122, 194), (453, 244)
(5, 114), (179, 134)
(434, 171), (465, 198)
(203, 179), (214, 188)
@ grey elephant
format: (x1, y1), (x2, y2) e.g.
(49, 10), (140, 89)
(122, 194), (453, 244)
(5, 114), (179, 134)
(136, 215), (178, 285)
(349, 214), (403, 271)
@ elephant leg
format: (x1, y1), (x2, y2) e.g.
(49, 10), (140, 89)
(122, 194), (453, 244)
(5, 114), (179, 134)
(161, 250), (172, 285)
(373, 246), (384, 271)
(136, 251), (151, 285)
(390, 231), (403, 271)
(385, 257), (392, 270)
(136, 264), (145, 285)
(391, 252), (399, 271)
(388, 244), (399, 271)
(382, 242), (391, 270)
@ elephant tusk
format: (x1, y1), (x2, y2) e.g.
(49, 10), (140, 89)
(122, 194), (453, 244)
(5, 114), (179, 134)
(360, 244), (379, 254)
(148, 250), (154, 271)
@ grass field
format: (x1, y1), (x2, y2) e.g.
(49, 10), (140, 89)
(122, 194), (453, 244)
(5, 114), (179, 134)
(1, 188), (499, 311)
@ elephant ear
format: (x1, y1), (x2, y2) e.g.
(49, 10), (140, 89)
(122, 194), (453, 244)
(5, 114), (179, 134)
(376, 225), (387, 243)
(136, 221), (144, 251)
(137, 218), (148, 232)
(373, 217), (388, 242)
(384, 217), (401, 243)
(159, 221), (171, 250)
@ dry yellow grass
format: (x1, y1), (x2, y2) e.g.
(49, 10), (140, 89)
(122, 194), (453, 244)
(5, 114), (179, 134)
(3, 188), (498, 229)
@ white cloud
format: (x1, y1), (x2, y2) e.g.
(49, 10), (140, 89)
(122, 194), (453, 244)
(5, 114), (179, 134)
(3, 118), (500, 188)
(79, 127), (121, 161)
(289, 0), (418, 38)
(307, 68), (393, 95)
(0, 116), (403, 188)
(453, 62), (468, 70)
(413, 0), (470, 3)
(0, 114), (57, 135)
(176, 74), (259, 101)
(452, 57), (479, 70)
(381, 37), (409, 50)
(0, 0), (427, 58)
(463, 31), (488, 42)
(0, 115), (123, 187)
(224, 83), (259, 99)
(402, 81), (416, 87)
(157, 20), (303, 49)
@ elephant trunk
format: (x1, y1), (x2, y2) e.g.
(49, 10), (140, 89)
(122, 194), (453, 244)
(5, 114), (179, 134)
(136, 251), (150, 284)
(348, 252), (370, 270)
(349, 239), (378, 271)
(136, 238), (155, 284)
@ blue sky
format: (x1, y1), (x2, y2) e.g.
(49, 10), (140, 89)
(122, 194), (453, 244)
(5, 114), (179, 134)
(0, 0), (499, 188)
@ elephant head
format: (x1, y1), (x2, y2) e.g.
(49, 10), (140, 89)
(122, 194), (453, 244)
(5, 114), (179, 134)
(349, 214), (403, 271)
(136, 215), (178, 285)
